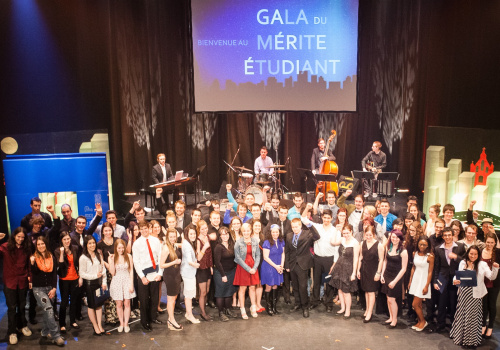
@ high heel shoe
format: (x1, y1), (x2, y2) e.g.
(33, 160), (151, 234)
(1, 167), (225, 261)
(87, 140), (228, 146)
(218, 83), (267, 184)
(240, 308), (249, 320)
(167, 320), (183, 331)
(185, 314), (200, 324)
(250, 305), (258, 318)
(93, 331), (102, 336)
(363, 316), (372, 323)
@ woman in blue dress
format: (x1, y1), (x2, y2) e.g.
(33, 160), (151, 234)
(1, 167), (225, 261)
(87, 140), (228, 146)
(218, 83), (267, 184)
(260, 224), (285, 316)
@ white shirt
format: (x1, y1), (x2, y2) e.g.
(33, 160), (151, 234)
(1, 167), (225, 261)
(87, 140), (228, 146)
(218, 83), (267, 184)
(132, 235), (163, 281)
(95, 223), (126, 240)
(301, 217), (338, 258)
(160, 164), (167, 182)
(454, 260), (498, 298)
(254, 156), (274, 175)
(348, 209), (363, 240)
(79, 254), (107, 285)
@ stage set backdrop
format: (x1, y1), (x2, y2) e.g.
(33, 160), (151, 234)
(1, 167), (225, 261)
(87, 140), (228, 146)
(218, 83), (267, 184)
(1, 0), (500, 233)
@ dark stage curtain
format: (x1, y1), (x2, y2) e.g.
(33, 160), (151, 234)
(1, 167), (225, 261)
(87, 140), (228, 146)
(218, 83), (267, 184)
(107, 0), (429, 198)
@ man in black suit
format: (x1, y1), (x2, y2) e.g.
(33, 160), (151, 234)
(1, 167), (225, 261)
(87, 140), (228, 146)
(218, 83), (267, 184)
(431, 227), (466, 333)
(311, 138), (335, 173)
(397, 195), (426, 221)
(152, 153), (174, 206)
(69, 206), (103, 256)
(285, 214), (321, 317)
(174, 200), (191, 230)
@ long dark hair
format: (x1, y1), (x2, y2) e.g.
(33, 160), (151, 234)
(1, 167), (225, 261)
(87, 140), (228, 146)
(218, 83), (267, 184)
(34, 236), (52, 260)
(265, 225), (284, 246)
(465, 245), (480, 272)
(7, 227), (31, 257)
(451, 220), (465, 240)
(128, 222), (140, 246)
(82, 236), (102, 265)
(217, 227), (234, 252)
(183, 226), (198, 252)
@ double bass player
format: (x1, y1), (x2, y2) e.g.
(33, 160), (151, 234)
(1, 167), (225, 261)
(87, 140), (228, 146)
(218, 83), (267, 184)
(311, 138), (336, 174)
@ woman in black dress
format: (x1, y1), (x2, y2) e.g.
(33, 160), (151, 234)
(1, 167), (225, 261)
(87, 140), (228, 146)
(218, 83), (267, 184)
(213, 227), (238, 322)
(380, 229), (408, 328)
(357, 225), (384, 322)
(96, 222), (118, 326)
(160, 228), (183, 331)
(329, 224), (360, 318)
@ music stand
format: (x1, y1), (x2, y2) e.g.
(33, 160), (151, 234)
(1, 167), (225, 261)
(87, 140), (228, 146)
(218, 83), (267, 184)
(352, 170), (376, 198)
(193, 165), (207, 203)
(375, 172), (399, 198)
(296, 168), (315, 202)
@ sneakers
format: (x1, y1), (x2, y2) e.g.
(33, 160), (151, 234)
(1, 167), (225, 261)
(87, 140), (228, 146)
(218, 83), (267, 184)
(53, 337), (65, 347)
(9, 333), (18, 345)
(20, 327), (32, 336)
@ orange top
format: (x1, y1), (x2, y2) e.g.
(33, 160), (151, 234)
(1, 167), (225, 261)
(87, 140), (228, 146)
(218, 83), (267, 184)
(62, 253), (79, 281)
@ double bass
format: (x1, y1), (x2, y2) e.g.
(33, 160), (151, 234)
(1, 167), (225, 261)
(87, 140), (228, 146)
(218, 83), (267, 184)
(315, 130), (339, 201)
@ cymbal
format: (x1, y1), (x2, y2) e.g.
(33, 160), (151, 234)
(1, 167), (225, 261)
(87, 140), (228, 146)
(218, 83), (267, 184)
(265, 164), (285, 168)
(233, 165), (253, 172)
(277, 170), (287, 174)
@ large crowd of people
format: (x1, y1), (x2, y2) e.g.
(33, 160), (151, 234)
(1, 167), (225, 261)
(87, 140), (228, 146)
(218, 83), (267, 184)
(1, 190), (498, 349)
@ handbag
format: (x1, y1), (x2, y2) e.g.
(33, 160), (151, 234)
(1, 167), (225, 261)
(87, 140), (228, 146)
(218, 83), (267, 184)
(93, 285), (110, 307)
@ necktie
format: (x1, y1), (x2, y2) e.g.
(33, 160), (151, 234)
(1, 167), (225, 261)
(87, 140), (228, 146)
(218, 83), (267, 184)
(382, 216), (387, 232)
(146, 238), (157, 269)
(293, 234), (299, 248)
(281, 222), (284, 234)
(80, 234), (83, 247)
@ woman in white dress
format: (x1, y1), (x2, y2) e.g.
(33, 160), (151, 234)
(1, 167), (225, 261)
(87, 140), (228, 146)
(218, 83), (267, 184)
(407, 236), (434, 331)
(108, 239), (136, 333)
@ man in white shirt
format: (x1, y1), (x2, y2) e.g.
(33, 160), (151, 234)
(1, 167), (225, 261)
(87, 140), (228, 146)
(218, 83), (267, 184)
(301, 204), (339, 312)
(337, 189), (365, 241)
(254, 146), (274, 176)
(132, 220), (163, 331)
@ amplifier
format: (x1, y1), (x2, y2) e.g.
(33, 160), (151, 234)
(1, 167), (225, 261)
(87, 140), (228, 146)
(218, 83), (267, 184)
(337, 175), (360, 194)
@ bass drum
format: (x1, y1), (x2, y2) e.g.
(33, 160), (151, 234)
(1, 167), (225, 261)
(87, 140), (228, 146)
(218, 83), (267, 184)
(245, 185), (264, 204)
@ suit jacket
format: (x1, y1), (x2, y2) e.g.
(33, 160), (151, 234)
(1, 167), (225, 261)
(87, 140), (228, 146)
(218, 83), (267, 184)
(434, 242), (466, 283)
(264, 217), (292, 237)
(152, 163), (173, 184)
(69, 215), (101, 256)
(285, 226), (321, 271)
(311, 147), (335, 171)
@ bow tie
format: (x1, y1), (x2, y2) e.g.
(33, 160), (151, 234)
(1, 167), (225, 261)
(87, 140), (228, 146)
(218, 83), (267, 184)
(355, 210), (361, 213)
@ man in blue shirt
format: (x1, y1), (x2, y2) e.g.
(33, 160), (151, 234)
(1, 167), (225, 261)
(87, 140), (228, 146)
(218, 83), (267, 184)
(374, 199), (397, 232)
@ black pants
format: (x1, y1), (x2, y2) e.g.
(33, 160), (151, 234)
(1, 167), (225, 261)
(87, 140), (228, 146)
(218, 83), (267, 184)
(137, 280), (160, 326)
(28, 289), (37, 321)
(59, 279), (80, 327)
(4, 287), (28, 334)
(437, 278), (457, 328)
(282, 270), (291, 302)
(312, 255), (334, 307)
(290, 265), (309, 309)
(426, 287), (440, 322)
(482, 286), (500, 328)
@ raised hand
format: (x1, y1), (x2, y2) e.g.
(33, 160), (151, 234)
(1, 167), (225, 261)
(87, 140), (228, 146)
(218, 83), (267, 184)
(156, 188), (163, 196)
(95, 202), (103, 216)
(226, 184), (232, 192)
(46, 205), (55, 213)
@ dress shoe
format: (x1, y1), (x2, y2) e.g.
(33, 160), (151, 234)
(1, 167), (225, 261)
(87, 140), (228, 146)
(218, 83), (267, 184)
(93, 331), (102, 336)
(326, 306), (333, 313)
(303, 309), (310, 318)
(389, 324), (397, 329)
(200, 314), (213, 322)
(142, 324), (152, 331)
(225, 308), (235, 318)
(363, 317), (372, 323)
(152, 319), (163, 325)
(309, 304), (319, 310)
(290, 305), (301, 312)
(343, 314), (351, 320)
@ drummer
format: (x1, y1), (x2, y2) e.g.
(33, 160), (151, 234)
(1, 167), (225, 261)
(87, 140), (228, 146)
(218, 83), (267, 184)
(254, 146), (274, 178)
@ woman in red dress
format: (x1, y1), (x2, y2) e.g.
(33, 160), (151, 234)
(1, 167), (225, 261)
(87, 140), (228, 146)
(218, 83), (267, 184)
(233, 223), (261, 319)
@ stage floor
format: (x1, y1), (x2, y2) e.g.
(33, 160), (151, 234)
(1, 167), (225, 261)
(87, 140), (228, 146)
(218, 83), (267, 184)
(1, 290), (498, 350)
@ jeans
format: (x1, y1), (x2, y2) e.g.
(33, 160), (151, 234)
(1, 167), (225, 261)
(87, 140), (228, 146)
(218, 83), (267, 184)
(59, 279), (80, 327)
(3, 287), (28, 334)
(33, 286), (61, 339)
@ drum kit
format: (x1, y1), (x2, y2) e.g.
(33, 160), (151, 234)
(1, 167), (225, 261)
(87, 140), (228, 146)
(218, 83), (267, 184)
(226, 163), (288, 203)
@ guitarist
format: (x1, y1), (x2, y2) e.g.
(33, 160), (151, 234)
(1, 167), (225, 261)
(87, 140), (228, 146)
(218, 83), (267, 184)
(311, 137), (336, 174)
(361, 141), (387, 197)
